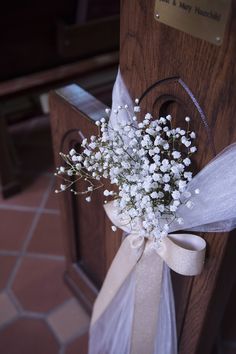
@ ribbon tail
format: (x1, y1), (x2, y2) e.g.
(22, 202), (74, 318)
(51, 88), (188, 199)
(89, 236), (177, 354)
(89, 271), (136, 354)
(130, 244), (163, 354)
(89, 234), (144, 354)
(154, 264), (177, 354)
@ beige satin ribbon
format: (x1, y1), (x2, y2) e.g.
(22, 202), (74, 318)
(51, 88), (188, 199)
(91, 201), (206, 354)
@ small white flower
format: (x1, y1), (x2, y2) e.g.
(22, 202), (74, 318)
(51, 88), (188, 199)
(72, 155), (78, 162)
(69, 149), (76, 156)
(158, 205), (165, 212)
(190, 132), (196, 139)
(59, 166), (65, 173)
(163, 143), (169, 150)
(164, 184), (170, 191)
(75, 163), (82, 169)
(178, 180), (186, 191)
(153, 147), (160, 154)
(153, 173), (161, 182)
(159, 117), (166, 124)
(163, 174), (170, 183)
(95, 120), (100, 126)
(150, 191), (158, 199)
(177, 218), (184, 225)
(172, 151), (181, 159)
(85, 196), (91, 202)
(185, 117), (190, 122)
(170, 205), (177, 212)
(184, 140), (191, 148)
(184, 172), (192, 181)
(60, 184), (66, 191)
(81, 138), (88, 146)
(173, 200), (180, 207)
(89, 142), (96, 149)
(95, 152), (102, 160)
(111, 225), (117, 232)
(134, 106), (141, 112)
(145, 113), (152, 120)
(183, 158), (191, 166)
(172, 190), (180, 200)
(190, 146), (197, 153)
(84, 149), (91, 156)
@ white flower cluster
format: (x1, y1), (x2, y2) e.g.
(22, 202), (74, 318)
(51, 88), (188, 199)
(56, 103), (198, 241)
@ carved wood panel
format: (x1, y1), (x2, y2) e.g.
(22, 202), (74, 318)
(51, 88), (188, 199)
(50, 85), (122, 311)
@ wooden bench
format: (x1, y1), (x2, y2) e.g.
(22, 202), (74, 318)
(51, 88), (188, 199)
(49, 1), (236, 353)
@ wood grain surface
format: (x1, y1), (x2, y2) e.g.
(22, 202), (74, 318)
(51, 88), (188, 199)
(49, 1), (236, 352)
(119, 1), (236, 353)
(49, 84), (122, 312)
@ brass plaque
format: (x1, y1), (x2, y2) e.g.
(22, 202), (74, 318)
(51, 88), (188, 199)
(154, 0), (231, 45)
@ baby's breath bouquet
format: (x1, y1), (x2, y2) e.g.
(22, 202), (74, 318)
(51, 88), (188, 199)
(56, 101), (199, 241)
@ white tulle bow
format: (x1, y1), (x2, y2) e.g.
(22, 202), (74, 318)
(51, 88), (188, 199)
(89, 71), (236, 354)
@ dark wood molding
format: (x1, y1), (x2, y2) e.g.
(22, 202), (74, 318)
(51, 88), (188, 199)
(0, 52), (118, 99)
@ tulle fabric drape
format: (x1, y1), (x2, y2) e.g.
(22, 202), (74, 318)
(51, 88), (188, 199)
(89, 70), (236, 354)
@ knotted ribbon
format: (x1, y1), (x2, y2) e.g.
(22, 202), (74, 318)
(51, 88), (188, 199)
(90, 202), (206, 354)
(88, 72), (236, 354)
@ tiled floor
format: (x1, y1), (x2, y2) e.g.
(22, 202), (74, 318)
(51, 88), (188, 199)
(0, 115), (89, 354)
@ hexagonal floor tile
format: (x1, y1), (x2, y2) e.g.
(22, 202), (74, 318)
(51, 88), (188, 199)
(27, 214), (65, 256)
(0, 317), (59, 354)
(12, 257), (71, 313)
(47, 298), (90, 343)
(0, 255), (18, 291)
(0, 210), (33, 251)
(0, 292), (18, 327)
(66, 332), (88, 354)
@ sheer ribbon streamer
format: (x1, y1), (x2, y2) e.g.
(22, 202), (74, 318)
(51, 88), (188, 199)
(89, 71), (236, 354)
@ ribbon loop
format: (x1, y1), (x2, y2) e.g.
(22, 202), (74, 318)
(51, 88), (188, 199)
(105, 201), (207, 277)
(159, 233), (206, 276)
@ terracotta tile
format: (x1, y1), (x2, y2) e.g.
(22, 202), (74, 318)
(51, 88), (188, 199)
(47, 298), (90, 343)
(0, 175), (50, 207)
(12, 258), (71, 313)
(0, 255), (18, 290)
(66, 332), (88, 354)
(0, 317), (59, 354)
(0, 210), (33, 251)
(27, 214), (65, 256)
(0, 292), (18, 327)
